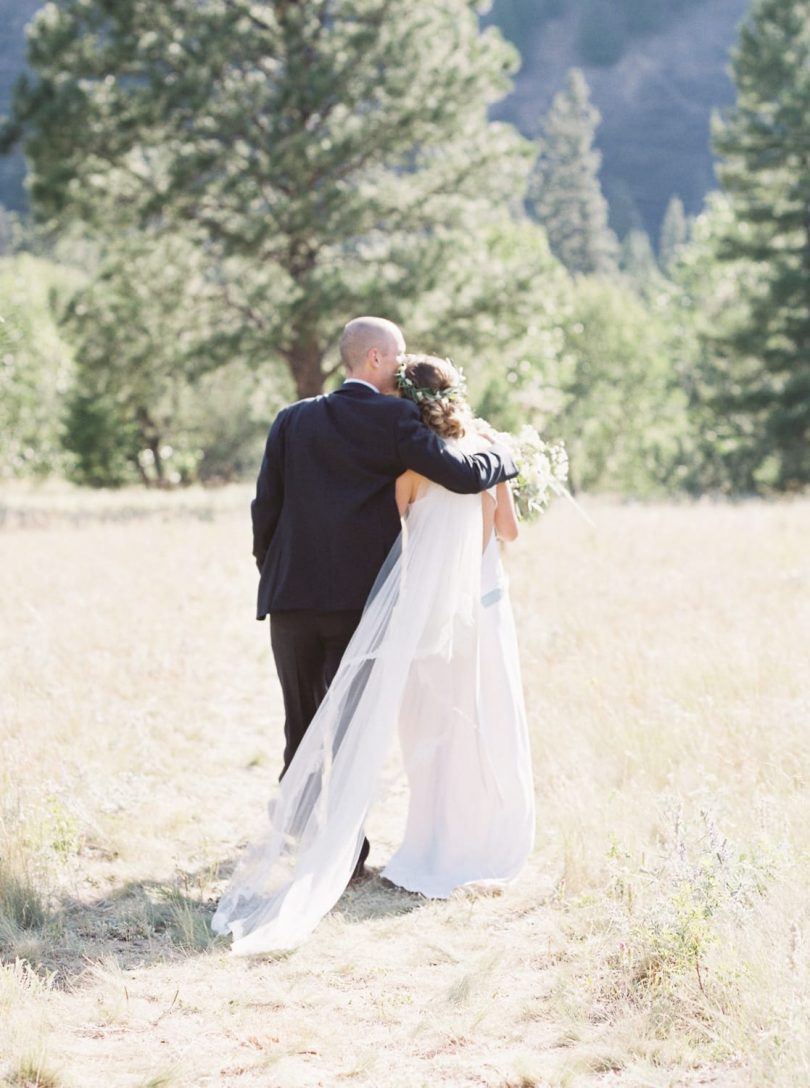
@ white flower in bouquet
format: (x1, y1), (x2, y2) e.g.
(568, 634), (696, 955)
(474, 420), (569, 523)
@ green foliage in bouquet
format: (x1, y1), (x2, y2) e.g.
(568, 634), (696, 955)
(495, 424), (569, 522)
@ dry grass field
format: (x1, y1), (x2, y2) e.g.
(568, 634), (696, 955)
(1, 484), (809, 1088)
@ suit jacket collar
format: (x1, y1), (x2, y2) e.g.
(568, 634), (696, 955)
(333, 381), (380, 399)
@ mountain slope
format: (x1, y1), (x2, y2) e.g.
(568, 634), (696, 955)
(491, 0), (752, 236)
(1, 0), (751, 236)
(0, 0), (40, 214)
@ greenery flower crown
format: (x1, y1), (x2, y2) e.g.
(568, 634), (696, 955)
(395, 358), (468, 405)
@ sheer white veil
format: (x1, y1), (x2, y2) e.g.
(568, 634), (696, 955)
(212, 483), (483, 954)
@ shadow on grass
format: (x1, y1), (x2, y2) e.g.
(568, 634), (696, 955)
(0, 869), (225, 985)
(331, 867), (428, 925)
(0, 856), (426, 984)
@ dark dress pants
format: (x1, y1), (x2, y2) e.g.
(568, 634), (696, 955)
(269, 609), (370, 866)
(270, 609), (362, 770)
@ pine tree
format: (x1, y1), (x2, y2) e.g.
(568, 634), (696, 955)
(712, 0), (810, 488)
(529, 69), (618, 276)
(3, 0), (532, 398)
(620, 228), (659, 286)
(668, 193), (771, 494)
(659, 195), (688, 271)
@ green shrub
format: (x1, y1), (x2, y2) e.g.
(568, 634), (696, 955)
(0, 255), (78, 480)
(63, 388), (141, 488)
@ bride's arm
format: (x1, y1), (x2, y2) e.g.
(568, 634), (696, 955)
(493, 481), (519, 542)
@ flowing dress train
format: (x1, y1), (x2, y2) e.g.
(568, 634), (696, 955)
(212, 480), (534, 953)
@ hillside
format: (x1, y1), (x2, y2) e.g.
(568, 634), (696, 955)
(0, 0), (39, 214)
(489, 0), (752, 237)
(0, 0), (752, 236)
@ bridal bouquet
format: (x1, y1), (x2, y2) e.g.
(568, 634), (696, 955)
(478, 422), (569, 522)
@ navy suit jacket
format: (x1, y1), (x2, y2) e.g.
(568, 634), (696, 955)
(251, 382), (518, 618)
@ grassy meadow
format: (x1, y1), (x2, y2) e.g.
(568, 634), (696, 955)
(1, 484), (809, 1088)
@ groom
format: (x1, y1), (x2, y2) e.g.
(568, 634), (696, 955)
(251, 316), (517, 876)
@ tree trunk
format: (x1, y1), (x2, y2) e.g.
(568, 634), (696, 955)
(288, 337), (325, 399)
(135, 406), (166, 487)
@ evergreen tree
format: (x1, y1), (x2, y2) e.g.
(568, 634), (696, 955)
(712, 0), (810, 488)
(620, 228), (659, 287)
(3, 0), (532, 398)
(659, 195), (688, 271)
(667, 193), (770, 494)
(529, 69), (618, 276)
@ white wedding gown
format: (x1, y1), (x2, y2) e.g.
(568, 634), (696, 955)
(212, 472), (535, 954)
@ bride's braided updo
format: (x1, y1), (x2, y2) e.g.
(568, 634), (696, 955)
(396, 354), (470, 439)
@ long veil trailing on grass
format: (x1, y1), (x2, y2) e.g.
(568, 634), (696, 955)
(212, 483), (486, 954)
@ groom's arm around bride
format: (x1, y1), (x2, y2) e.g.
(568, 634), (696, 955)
(250, 315), (517, 788)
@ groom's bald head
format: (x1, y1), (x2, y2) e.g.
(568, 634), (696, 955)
(340, 316), (405, 393)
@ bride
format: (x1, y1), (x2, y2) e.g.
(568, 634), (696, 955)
(212, 355), (535, 953)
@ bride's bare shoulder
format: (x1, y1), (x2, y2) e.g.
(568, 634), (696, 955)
(395, 469), (428, 515)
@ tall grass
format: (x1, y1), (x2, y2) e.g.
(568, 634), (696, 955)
(0, 488), (808, 1086)
(2, 1054), (64, 1088)
(0, 857), (47, 934)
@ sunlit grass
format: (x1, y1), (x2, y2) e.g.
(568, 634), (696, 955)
(2, 1054), (64, 1088)
(0, 484), (808, 1086)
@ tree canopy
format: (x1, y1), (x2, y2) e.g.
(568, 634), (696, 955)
(6, 0), (533, 397)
